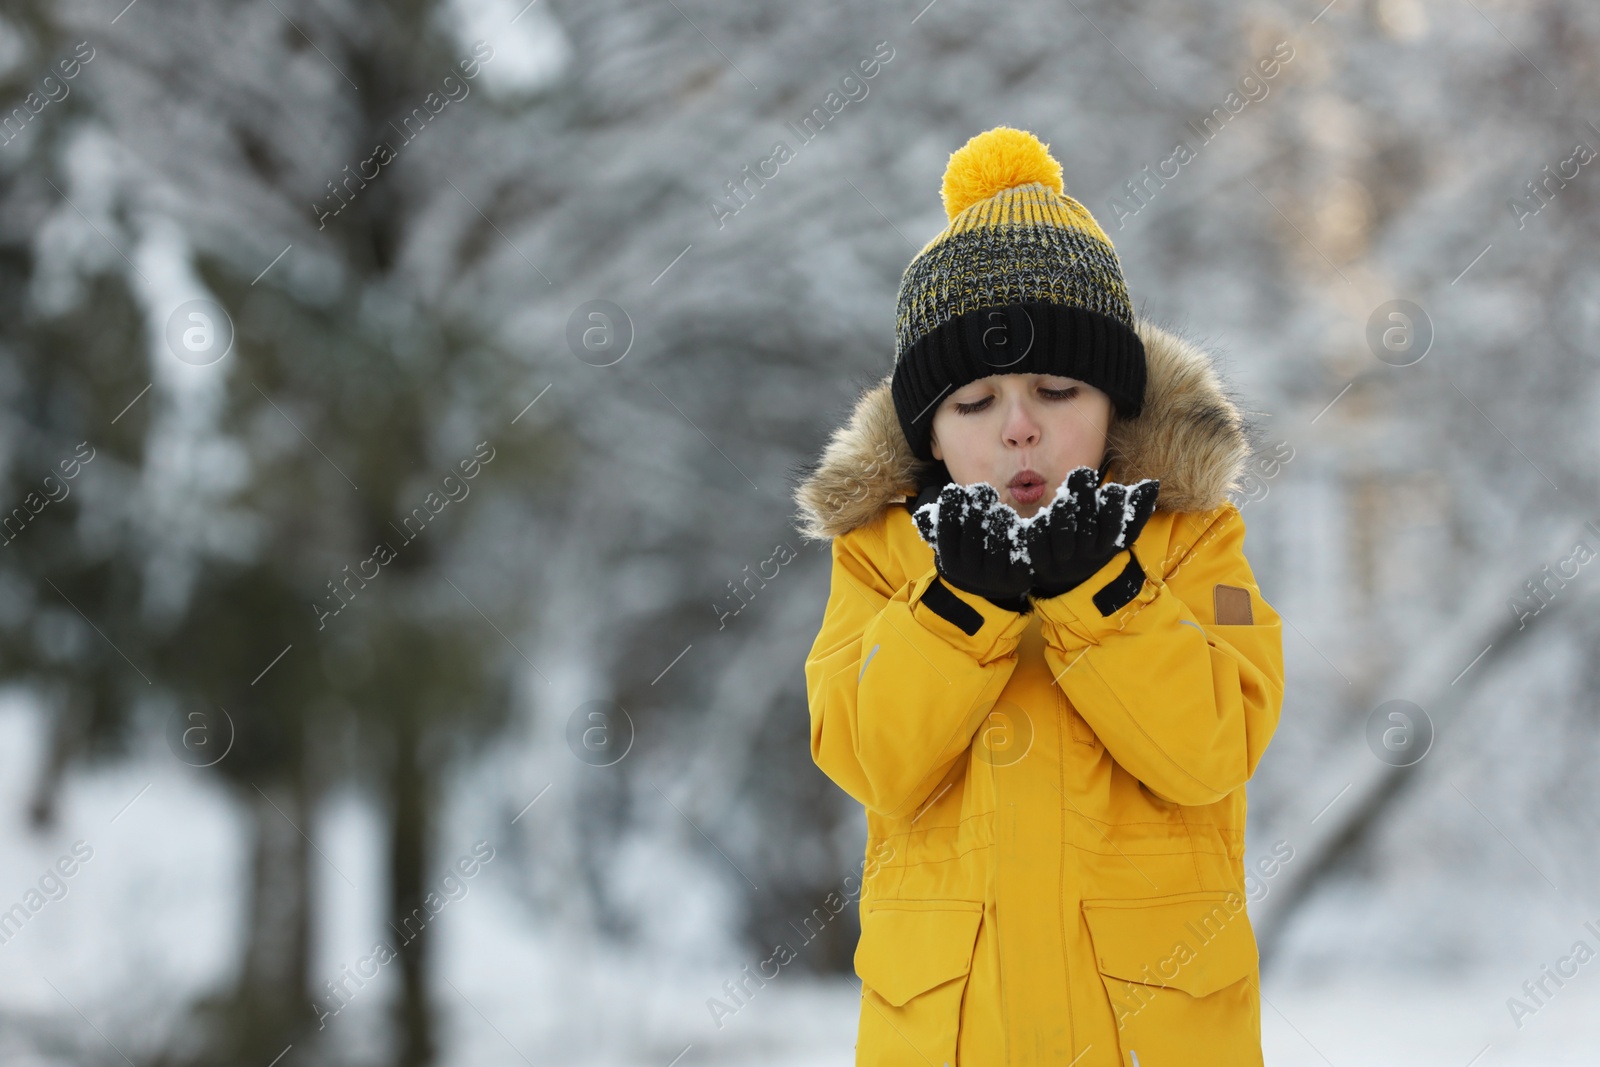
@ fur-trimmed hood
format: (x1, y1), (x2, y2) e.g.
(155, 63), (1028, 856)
(791, 318), (1259, 542)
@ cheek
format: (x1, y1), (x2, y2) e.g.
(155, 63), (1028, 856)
(932, 422), (982, 479)
(1064, 399), (1111, 443)
(1047, 403), (1109, 463)
(1050, 404), (1093, 439)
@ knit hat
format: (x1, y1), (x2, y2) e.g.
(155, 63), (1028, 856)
(891, 126), (1147, 462)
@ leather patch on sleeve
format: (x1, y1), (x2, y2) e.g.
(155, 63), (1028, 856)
(1213, 583), (1254, 625)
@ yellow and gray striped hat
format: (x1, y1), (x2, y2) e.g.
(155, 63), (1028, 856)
(891, 125), (1147, 461)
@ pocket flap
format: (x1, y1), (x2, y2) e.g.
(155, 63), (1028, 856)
(854, 900), (983, 1007)
(1082, 890), (1257, 998)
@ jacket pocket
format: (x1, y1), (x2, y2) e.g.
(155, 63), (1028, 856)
(1082, 890), (1263, 1067)
(854, 899), (983, 1066)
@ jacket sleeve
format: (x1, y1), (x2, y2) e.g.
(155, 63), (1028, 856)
(1032, 502), (1285, 807)
(804, 513), (1031, 819)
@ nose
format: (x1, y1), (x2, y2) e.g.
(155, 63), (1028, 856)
(1003, 400), (1040, 448)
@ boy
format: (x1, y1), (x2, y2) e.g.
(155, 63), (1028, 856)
(792, 126), (1285, 1066)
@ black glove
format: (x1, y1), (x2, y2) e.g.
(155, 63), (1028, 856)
(1025, 466), (1160, 599)
(911, 481), (1034, 612)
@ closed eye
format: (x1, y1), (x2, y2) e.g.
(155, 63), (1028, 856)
(953, 385), (1078, 415)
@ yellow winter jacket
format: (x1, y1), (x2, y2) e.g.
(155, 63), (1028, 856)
(793, 319), (1286, 1066)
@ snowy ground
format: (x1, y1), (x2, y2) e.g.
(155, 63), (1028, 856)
(0, 694), (1595, 1066)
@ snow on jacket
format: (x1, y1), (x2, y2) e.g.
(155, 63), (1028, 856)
(792, 318), (1286, 1067)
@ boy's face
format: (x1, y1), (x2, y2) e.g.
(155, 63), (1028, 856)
(930, 372), (1112, 519)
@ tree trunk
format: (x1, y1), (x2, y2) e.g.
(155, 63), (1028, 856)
(390, 710), (434, 1067)
(193, 770), (312, 1065)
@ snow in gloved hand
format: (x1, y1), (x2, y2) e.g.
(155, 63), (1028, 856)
(913, 482), (1031, 565)
(916, 472), (1161, 556)
(1024, 469), (1161, 547)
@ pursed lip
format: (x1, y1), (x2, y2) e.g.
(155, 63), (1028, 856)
(1007, 468), (1045, 489)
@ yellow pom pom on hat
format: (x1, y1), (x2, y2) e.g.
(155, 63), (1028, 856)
(892, 125), (1146, 463)
(939, 124), (1064, 220)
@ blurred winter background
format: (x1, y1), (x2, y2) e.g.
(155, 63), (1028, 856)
(0, 0), (1597, 1063)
